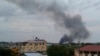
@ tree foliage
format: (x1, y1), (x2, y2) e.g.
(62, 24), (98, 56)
(0, 47), (19, 56)
(0, 47), (12, 56)
(47, 45), (74, 56)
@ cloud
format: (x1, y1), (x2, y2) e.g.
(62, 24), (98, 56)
(0, 16), (55, 32)
(0, 0), (27, 17)
(69, 0), (100, 11)
(0, 0), (16, 16)
(87, 26), (100, 32)
(0, 0), (100, 42)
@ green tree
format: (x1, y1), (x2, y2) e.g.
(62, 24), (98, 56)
(0, 47), (18, 56)
(0, 47), (12, 56)
(66, 46), (74, 56)
(47, 45), (75, 56)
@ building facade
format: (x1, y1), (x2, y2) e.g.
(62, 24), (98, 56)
(75, 45), (100, 56)
(20, 38), (47, 53)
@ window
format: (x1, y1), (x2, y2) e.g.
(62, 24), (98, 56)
(84, 51), (89, 56)
(35, 43), (38, 46)
(91, 52), (96, 56)
(40, 43), (41, 45)
(98, 54), (100, 56)
(29, 43), (32, 45)
(91, 54), (94, 56)
(79, 51), (82, 54)
(42, 43), (44, 45)
(85, 53), (88, 56)
(30, 47), (33, 49)
(98, 52), (100, 56)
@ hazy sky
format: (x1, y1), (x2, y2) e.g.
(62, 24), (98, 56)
(0, 0), (100, 43)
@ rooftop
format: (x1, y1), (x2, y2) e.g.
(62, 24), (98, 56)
(79, 45), (100, 52)
(25, 37), (46, 43)
(26, 39), (46, 42)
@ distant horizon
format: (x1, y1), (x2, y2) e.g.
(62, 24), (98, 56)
(0, 39), (100, 43)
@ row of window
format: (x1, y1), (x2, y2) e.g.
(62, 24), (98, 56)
(29, 42), (45, 45)
(21, 46), (45, 50)
(79, 51), (100, 56)
(21, 42), (45, 46)
(21, 46), (46, 51)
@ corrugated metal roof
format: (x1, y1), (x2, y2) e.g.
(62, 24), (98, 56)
(24, 53), (42, 56)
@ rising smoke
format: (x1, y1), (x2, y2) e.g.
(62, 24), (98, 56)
(59, 35), (73, 44)
(7, 0), (89, 43)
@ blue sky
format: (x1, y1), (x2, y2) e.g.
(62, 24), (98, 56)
(0, 0), (100, 43)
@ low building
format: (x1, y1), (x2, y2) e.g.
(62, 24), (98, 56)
(75, 45), (100, 56)
(20, 38), (47, 53)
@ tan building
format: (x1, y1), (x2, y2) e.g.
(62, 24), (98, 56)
(75, 45), (100, 56)
(20, 38), (47, 53)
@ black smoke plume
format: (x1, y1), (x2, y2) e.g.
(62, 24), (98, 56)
(59, 35), (73, 44)
(7, 0), (89, 43)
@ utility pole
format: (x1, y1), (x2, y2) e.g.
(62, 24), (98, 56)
(78, 38), (81, 56)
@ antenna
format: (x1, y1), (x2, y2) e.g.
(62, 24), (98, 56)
(78, 38), (81, 46)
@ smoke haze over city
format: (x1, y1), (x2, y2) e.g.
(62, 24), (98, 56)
(0, 0), (100, 43)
